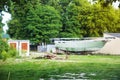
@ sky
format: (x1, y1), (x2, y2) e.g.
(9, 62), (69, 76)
(112, 1), (120, 9)
(1, 1), (120, 33)
(2, 11), (11, 33)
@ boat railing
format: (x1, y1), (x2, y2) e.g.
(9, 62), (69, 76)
(52, 37), (105, 41)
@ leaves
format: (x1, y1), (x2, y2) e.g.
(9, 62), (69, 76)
(0, 0), (119, 45)
(8, 2), (62, 44)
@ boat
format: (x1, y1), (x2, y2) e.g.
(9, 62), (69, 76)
(53, 38), (107, 52)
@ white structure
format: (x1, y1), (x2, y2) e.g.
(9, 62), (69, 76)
(8, 40), (30, 56)
(47, 44), (56, 53)
(96, 33), (120, 55)
(37, 44), (56, 53)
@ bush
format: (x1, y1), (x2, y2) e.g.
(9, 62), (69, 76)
(1, 51), (8, 61)
(0, 38), (18, 61)
(0, 38), (9, 59)
(0, 47), (18, 61)
(8, 47), (18, 57)
(0, 39), (9, 54)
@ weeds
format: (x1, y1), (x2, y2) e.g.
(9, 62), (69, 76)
(0, 55), (120, 80)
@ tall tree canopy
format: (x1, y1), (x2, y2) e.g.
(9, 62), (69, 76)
(0, 0), (120, 45)
(59, 0), (91, 37)
(78, 1), (120, 37)
(8, 1), (62, 44)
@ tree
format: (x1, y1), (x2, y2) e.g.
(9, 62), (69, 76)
(0, 12), (4, 37)
(58, 0), (75, 37)
(115, 10), (120, 32)
(25, 5), (62, 44)
(59, 0), (91, 37)
(1, 0), (120, 41)
(96, 0), (120, 8)
(80, 2), (120, 37)
(0, 15), (2, 36)
(8, 1), (62, 45)
(59, 0), (120, 37)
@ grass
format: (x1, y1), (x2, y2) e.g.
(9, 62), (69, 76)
(0, 55), (120, 80)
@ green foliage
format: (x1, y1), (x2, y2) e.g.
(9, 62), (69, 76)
(0, 15), (4, 37)
(0, 55), (120, 79)
(0, 47), (18, 61)
(1, 51), (8, 61)
(0, 0), (120, 44)
(8, 47), (18, 57)
(98, 0), (120, 8)
(25, 5), (62, 44)
(0, 39), (9, 54)
(0, 38), (18, 61)
(8, 1), (62, 44)
(60, 0), (91, 38)
(0, 38), (9, 60)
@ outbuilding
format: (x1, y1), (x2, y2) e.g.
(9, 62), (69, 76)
(8, 40), (30, 56)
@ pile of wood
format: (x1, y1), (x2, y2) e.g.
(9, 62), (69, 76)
(44, 54), (57, 59)
(34, 53), (68, 60)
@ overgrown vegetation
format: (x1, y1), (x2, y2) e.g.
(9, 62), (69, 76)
(0, 55), (120, 80)
(0, 13), (18, 61)
(0, 39), (18, 61)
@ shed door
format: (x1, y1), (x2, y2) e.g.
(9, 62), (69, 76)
(20, 42), (29, 56)
(21, 43), (28, 51)
(10, 43), (17, 49)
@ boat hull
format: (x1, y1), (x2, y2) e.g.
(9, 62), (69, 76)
(55, 40), (106, 52)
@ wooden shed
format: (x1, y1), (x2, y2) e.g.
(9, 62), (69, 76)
(8, 40), (30, 56)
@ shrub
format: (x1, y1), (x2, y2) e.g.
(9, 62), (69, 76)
(1, 51), (8, 61)
(0, 39), (9, 54)
(0, 38), (9, 59)
(0, 38), (18, 61)
(8, 47), (18, 58)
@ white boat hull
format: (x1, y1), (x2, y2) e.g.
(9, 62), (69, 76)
(54, 39), (107, 52)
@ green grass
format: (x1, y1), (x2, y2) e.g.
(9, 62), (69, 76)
(0, 55), (120, 80)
